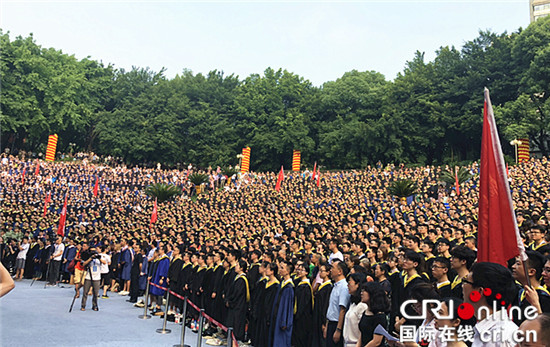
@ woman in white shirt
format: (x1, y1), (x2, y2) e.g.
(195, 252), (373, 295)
(344, 273), (369, 347)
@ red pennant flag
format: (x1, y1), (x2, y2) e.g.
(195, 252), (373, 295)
(275, 166), (284, 192)
(316, 169), (321, 187)
(43, 192), (51, 218)
(312, 161), (317, 180)
(478, 88), (526, 266)
(93, 176), (99, 197)
(150, 198), (158, 228)
(455, 168), (460, 196)
(57, 194), (68, 237)
(506, 163), (509, 177)
(34, 160), (40, 175)
(21, 168), (26, 185)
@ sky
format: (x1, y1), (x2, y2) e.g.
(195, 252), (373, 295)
(1, 0), (531, 86)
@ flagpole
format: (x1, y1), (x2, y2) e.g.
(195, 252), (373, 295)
(521, 259), (532, 288)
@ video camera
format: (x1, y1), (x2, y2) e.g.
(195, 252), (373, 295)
(81, 250), (100, 262)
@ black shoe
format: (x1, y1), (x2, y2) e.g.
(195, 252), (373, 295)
(126, 299), (137, 303)
(92, 307), (99, 311)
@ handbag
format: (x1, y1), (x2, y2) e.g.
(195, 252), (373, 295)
(67, 259), (76, 273)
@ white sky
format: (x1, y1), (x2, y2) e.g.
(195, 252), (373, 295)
(1, 0), (530, 86)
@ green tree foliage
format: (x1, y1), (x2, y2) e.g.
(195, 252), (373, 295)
(2, 17), (550, 168)
(438, 167), (473, 186)
(144, 182), (183, 203)
(387, 179), (419, 198)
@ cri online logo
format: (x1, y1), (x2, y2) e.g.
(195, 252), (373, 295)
(401, 288), (538, 321)
(457, 288), (499, 320)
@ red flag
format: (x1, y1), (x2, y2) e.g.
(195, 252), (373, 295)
(150, 198), (158, 228)
(316, 169), (321, 187)
(455, 168), (460, 196)
(21, 168), (26, 184)
(506, 163), (509, 177)
(43, 192), (51, 218)
(275, 166), (284, 192)
(312, 161), (317, 180)
(478, 88), (526, 266)
(57, 194), (68, 237)
(34, 160), (40, 175)
(93, 176), (99, 197)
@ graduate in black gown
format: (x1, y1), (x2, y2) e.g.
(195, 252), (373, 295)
(167, 246), (183, 313)
(225, 259), (250, 343)
(210, 251), (226, 324)
(292, 262), (313, 347)
(396, 251), (429, 328)
(257, 262), (279, 347)
(249, 262), (267, 346)
(312, 263), (332, 347)
(24, 238), (39, 279)
(177, 252), (193, 316)
(201, 253), (215, 316)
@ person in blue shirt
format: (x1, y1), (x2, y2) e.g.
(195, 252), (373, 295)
(325, 260), (351, 347)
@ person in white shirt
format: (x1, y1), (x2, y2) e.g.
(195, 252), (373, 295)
(99, 246), (111, 298)
(343, 273), (368, 347)
(48, 237), (65, 285)
(15, 237), (30, 281)
(328, 239), (344, 265)
(462, 262), (519, 347)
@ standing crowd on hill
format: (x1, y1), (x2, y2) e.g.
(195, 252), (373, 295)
(2, 153), (550, 346)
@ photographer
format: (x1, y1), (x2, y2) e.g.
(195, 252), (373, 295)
(80, 246), (102, 311)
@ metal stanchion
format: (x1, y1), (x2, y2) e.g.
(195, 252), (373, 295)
(138, 281), (151, 319)
(227, 327), (233, 347)
(156, 289), (172, 334)
(196, 309), (205, 347)
(173, 296), (190, 347)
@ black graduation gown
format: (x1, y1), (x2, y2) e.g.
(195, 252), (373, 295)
(210, 264), (225, 321)
(292, 279), (313, 347)
(226, 274), (249, 341)
(40, 245), (52, 280)
(177, 262), (193, 300)
(168, 258), (183, 306)
(202, 266), (214, 314)
(512, 284), (550, 325)
(450, 275), (464, 300)
(398, 273), (427, 327)
(311, 281), (332, 347)
(221, 267), (236, 325)
(250, 276), (268, 345)
(388, 270), (402, 334)
(247, 263), (261, 293)
(24, 243), (39, 279)
(191, 266), (206, 310)
(437, 281), (452, 298)
(256, 280), (280, 347)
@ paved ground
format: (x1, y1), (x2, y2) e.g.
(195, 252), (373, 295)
(0, 279), (218, 347)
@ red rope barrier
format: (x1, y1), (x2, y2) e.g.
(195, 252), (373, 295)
(148, 282), (238, 345)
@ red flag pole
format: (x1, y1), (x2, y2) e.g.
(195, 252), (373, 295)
(150, 198), (158, 229)
(43, 192), (51, 218)
(93, 176), (99, 197)
(57, 194), (68, 237)
(455, 167), (460, 196)
(275, 166), (284, 192)
(478, 88), (527, 267)
(35, 160), (40, 175)
(316, 169), (321, 187)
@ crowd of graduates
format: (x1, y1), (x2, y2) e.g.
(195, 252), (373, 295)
(2, 152), (550, 346)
